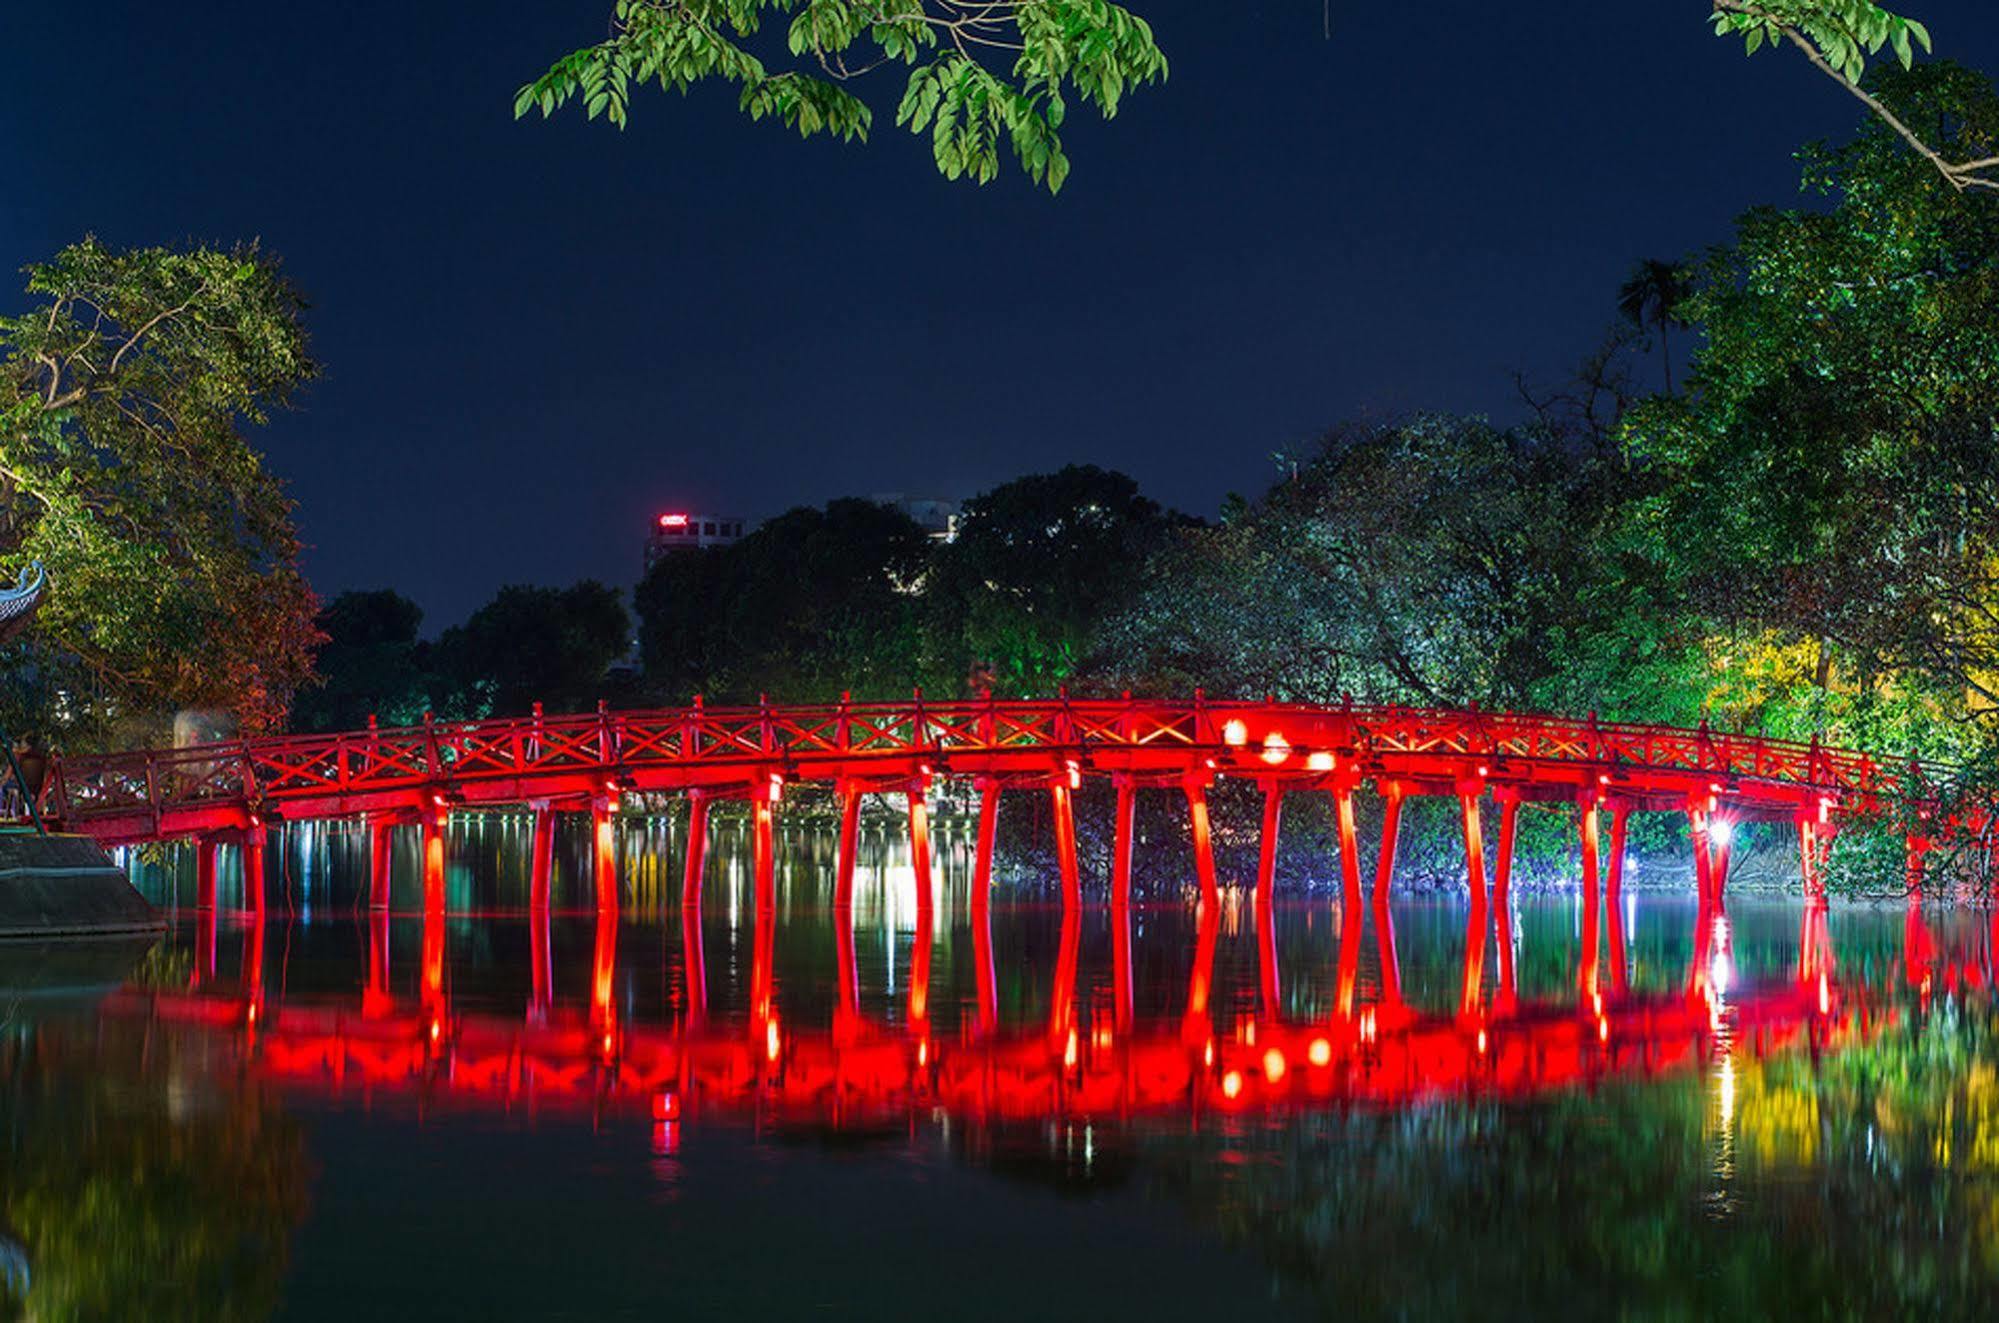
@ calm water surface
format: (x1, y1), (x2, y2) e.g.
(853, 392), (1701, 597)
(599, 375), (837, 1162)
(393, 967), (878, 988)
(3, 813), (1998, 1320)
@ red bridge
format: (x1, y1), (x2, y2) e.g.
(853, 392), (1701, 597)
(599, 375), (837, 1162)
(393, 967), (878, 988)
(45, 697), (1972, 922)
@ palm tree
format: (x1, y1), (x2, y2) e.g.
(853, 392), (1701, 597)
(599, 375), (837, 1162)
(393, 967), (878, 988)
(1617, 259), (1694, 394)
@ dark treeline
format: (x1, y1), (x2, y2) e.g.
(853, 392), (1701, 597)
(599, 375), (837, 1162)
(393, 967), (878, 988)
(308, 67), (1999, 873)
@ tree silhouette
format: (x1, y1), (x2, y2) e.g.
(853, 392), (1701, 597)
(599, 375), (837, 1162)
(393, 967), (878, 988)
(1617, 259), (1694, 393)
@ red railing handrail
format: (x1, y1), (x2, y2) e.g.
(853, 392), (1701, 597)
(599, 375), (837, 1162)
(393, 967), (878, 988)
(39, 697), (1961, 834)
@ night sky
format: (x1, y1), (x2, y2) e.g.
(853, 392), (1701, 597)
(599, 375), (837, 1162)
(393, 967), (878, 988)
(7, 2), (1996, 630)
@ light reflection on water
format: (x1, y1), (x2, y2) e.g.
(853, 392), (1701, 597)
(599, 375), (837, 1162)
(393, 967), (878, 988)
(3, 816), (1997, 1320)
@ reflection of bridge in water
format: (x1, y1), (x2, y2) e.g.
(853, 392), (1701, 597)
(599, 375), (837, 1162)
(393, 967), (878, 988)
(118, 883), (1992, 1128)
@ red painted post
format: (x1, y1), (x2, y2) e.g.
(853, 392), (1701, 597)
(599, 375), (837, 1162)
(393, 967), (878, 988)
(1580, 794), (1602, 1003)
(530, 893), (551, 1021)
(195, 835), (218, 910)
(834, 783), (861, 910)
(1185, 780), (1220, 910)
(973, 778), (1000, 913)
(682, 790), (709, 911)
(1185, 887), (1219, 1035)
(1111, 777), (1136, 910)
(369, 814), (394, 911)
(1334, 787), (1363, 916)
(1688, 803), (1716, 907)
(1111, 891), (1134, 1034)
(529, 805), (554, 912)
(1606, 801), (1630, 996)
(752, 785), (777, 922)
(1258, 861), (1282, 1017)
(1459, 780), (1489, 1020)
(194, 835), (217, 987)
(1050, 781), (1081, 909)
(591, 796), (618, 913)
(591, 897), (617, 1039)
(1257, 784), (1284, 911)
(683, 901), (708, 1028)
(421, 805), (447, 1014)
(911, 861), (934, 1029)
(835, 882), (859, 1024)
(1492, 790), (1521, 910)
(906, 777), (934, 921)
(242, 824), (266, 916)
(1374, 781), (1405, 1009)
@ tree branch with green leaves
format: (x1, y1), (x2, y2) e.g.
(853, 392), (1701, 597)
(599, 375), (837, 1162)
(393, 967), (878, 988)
(1713, 1), (1997, 194)
(516, 0), (1167, 193)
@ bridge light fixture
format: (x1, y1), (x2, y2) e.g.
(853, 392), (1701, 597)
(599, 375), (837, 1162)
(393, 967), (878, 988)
(1709, 819), (1734, 848)
(1307, 1037), (1332, 1067)
(1306, 750), (1335, 772)
(1222, 719), (1248, 747)
(1260, 733), (1291, 766)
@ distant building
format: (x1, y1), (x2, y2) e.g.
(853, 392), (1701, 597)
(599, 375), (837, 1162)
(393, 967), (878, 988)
(874, 493), (961, 543)
(645, 511), (745, 572)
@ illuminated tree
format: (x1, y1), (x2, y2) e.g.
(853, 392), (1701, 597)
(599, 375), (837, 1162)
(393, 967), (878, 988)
(0, 237), (319, 744)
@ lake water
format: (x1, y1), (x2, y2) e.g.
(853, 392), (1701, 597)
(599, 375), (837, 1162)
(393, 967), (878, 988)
(3, 812), (1997, 1319)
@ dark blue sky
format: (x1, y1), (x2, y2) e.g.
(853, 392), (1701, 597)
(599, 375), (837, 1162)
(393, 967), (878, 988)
(6, 2), (1995, 629)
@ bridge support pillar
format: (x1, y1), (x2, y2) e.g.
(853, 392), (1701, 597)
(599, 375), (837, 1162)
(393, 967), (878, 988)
(1579, 792), (1603, 1004)
(752, 778), (778, 922)
(193, 834), (218, 987)
(195, 835), (218, 911)
(242, 824), (266, 916)
(369, 814), (394, 910)
(834, 783), (861, 910)
(591, 895), (617, 1044)
(1256, 784), (1284, 911)
(1111, 777), (1135, 909)
(972, 778), (999, 913)
(529, 804), (554, 913)
(420, 811), (447, 1022)
(1457, 778), (1489, 1020)
(1258, 850), (1282, 1018)
(1050, 781), (1081, 909)
(591, 797), (618, 913)
(1185, 780), (1219, 911)
(1797, 815), (1832, 901)
(1492, 789), (1521, 911)
(906, 777), (933, 921)
(1606, 799), (1631, 995)
(682, 791), (709, 911)
(1687, 800), (1717, 908)
(421, 805), (447, 914)
(1374, 781), (1406, 1010)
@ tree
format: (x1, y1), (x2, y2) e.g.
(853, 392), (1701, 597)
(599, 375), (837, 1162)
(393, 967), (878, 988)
(518, 0), (1168, 193)
(1094, 420), (1617, 709)
(638, 497), (934, 702)
(1616, 260), (1693, 393)
(0, 237), (319, 744)
(1621, 62), (1999, 761)
(292, 590), (444, 732)
(433, 581), (632, 717)
(520, 3), (1982, 194)
(930, 465), (1186, 696)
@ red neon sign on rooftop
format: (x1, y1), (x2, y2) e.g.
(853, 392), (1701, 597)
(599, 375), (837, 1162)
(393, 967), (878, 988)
(658, 514), (689, 527)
